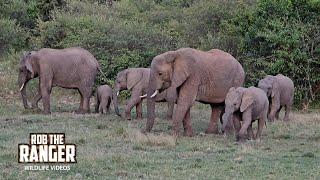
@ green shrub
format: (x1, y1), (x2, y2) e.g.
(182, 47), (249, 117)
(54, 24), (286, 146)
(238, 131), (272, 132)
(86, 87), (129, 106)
(0, 0), (319, 107)
(0, 18), (29, 56)
(223, 0), (320, 106)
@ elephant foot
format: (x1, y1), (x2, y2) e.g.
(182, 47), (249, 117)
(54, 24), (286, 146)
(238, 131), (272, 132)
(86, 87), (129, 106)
(171, 130), (180, 137)
(24, 105), (32, 109)
(255, 138), (261, 143)
(126, 116), (132, 121)
(183, 130), (194, 137)
(31, 104), (39, 109)
(31, 106), (40, 110)
(236, 133), (249, 142)
(268, 118), (275, 123)
(75, 109), (90, 114)
(42, 111), (51, 115)
(136, 114), (142, 120)
(141, 128), (150, 134)
(223, 127), (234, 136)
(125, 112), (132, 120)
(205, 128), (219, 134)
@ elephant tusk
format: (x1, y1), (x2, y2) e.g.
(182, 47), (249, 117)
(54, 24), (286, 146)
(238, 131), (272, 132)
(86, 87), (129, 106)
(116, 91), (119, 96)
(140, 94), (147, 98)
(19, 83), (25, 91)
(150, 90), (159, 98)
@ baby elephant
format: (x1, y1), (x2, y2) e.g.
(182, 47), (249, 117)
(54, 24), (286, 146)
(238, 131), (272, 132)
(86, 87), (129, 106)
(222, 87), (269, 141)
(95, 85), (112, 114)
(258, 74), (294, 122)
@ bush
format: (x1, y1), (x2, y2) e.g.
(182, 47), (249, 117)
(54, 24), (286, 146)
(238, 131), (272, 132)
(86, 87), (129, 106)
(0, 0), (319, 107)
(223, 0), (320, 106)
(0, 18), (29, 56)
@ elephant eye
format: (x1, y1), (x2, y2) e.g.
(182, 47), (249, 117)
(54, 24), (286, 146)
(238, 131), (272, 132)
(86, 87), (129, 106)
(158, 72), (163, 76)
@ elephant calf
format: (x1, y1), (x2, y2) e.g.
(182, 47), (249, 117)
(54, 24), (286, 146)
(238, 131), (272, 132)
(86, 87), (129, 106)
(95, 85), (112, 114)
(113, 68), (174, 120)
(258, 74), (294, 122)
(222, 87), (269, 141)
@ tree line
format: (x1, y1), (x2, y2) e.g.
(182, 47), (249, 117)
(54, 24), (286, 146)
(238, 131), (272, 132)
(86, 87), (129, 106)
(0, 0), (319, 108)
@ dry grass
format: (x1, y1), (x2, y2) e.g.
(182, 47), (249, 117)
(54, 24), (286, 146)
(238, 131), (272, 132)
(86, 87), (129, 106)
(127, 128), (176, 147)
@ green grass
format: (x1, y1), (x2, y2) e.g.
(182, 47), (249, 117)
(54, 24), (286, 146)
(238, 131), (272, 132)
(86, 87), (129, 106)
(0, 91), (319, 179)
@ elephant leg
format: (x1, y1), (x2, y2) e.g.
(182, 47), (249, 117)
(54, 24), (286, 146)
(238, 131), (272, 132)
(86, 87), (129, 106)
(238, 111), (252, 141)
(31, 86), (42, 109)
(95, 97), (99, 113)
(275, 106), (282, 120)
(102, 105), (107, 114)
(136, 101), (143, 119)
(77, 89), (84, 113)
(233, 115), (241, 141)
(106, 98), (111, 113)
(98, 103), (103, 114)
(166, 102), (174, 120)
(205, 105), (223, 134)
(172, 104), (190, 136)
(182, 108), (193, 137)
(171, 84), (197, 136)
(79, 88), (91, 114)
(125, 89), (142, 120)
(40, 77), (52, 114)
(125, 97), (141, 120)
(255, 117), (265, 141)
(283, 105), (291, 121)
(269, 101), (280, 122)
(100, 98), (108, 114)
(247, 124), (254, 140)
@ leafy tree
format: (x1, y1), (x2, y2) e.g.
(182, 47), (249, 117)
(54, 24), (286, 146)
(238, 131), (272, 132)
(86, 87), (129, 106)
(224, 0), (320, 106)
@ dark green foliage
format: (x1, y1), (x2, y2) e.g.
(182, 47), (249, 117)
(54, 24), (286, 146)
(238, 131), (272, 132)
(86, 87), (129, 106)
(0, 19), (29, 55)
(224, 0), (320, 106)
(0, 0), (319, 107)
(36, 0), (66, 21)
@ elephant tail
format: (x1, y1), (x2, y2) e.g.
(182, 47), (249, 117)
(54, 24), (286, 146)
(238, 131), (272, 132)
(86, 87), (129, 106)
(97, 66), (109, 82)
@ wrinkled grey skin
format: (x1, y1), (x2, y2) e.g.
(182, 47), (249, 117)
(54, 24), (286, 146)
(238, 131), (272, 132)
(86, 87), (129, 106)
(222, 87), (269, 141)
(18, 47), (100, 114)
(146, 48), (245, 136)
(113, 68), (174, 120)
(258, 74), (294, 122)
(95, 85), (112, 114)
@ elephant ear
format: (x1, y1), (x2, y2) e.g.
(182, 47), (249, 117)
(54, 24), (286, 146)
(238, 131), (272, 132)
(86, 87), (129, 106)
(166, 51), (193, 88)
(25, 53), (34, 78)
(126, 69), (143, 90)
(271, 79), (280, 98)
(240, 92), (253, 112)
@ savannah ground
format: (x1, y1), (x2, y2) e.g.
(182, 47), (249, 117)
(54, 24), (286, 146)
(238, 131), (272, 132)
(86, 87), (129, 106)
(0, 73), (319, 179)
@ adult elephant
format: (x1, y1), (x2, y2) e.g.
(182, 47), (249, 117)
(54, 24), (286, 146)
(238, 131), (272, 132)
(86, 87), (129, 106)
(18, 47), (100, 114)
(145, 48), (245, 136)
(113, 68), (174, 120)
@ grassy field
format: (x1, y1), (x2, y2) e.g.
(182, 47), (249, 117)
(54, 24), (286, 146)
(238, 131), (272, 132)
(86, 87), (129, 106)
(0, 88), (319, 179)
(0, 59), (319, 179)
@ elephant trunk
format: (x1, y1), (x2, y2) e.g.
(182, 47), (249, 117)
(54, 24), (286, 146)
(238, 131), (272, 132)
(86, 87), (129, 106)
(112, 87), (121, 116)
(222, 109), (233, 132)
(19, 79), (29, 109)
(145, 73), (157, 132)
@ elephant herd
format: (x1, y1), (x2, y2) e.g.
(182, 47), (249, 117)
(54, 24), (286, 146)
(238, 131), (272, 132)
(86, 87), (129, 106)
(18, 47), (294, 142)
